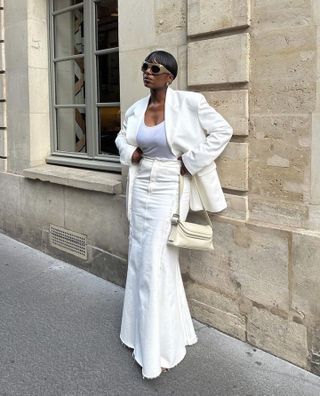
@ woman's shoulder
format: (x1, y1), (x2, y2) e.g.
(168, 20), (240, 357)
(173, 90), (203, 102)
(125, 96), (149, 117)
(171, 88), (205, 106)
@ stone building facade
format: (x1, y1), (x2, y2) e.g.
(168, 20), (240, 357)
(0, 0), (319, 375)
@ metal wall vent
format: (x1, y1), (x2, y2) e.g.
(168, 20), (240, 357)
(49, 225), (87, 260)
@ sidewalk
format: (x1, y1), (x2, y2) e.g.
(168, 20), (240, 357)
(0, 232), (320, 396)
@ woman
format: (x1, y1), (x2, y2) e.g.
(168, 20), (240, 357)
(115, 50), (233, 379)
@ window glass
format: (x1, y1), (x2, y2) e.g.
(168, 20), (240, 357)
(53, 0), (82, 11)
(97, 52), (120, 103)
(56, 108), (86, 153)
(50, 0), (120, 165)
(55, 59), (85, 105)
(96, 0), (118, 50)
(54, 8), (84, 58)
(98, 107), (120, 155)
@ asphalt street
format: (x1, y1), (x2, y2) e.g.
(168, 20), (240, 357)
(0, 232), (320, 396)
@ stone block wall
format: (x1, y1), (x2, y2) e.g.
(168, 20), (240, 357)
(7, 0), (50, 173)
(249, 0), (317, 230)
(187, 0), (250, 219)
(0, 171), (129, 287)
(0, 0), (6, 172)
(181, 0), (320, 375)
(181, 217), (320, 372)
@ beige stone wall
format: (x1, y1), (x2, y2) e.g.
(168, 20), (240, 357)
(249, 0), (316, 230)
(0, 170), (130, 286)
(0, 0), (319, 377)
(4, 0), (50, 173)
(187, 1), (250, 220)
(0, 0), (6, 172)
(310, 0), (320, 229)
(181, 0), (320, 375)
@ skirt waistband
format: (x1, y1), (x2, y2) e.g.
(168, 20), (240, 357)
(141, 155), (181, 166)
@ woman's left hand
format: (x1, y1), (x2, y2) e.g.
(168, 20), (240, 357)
(178, 157), (191, 176)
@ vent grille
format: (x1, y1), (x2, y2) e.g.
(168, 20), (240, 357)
(49, 225), (87, 260)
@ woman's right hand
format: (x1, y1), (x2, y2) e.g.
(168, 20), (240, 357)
(131, 147), (143, 164)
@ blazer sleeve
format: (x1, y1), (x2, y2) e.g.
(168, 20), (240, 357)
(181, 94), (233, 175)
(115, 110), (137, 166)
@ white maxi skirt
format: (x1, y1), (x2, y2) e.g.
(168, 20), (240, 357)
(120, 156), (198, 379)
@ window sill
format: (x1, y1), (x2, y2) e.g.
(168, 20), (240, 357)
(46, 155), (122, 172)
(23, 164), (122, 195)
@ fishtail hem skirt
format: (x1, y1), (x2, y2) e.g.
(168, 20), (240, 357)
(120, 157), (198, 379)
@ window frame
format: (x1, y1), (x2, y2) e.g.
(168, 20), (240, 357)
(47, 0), (121, 172)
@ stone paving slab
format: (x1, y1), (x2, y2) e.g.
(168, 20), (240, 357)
(0, 232), (320, 396)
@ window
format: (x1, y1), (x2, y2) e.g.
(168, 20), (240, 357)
(48, 0), (121, 171)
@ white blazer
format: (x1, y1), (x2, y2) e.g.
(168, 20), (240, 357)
(115, 87), (233, 221)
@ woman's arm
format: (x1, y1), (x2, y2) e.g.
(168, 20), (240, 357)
(181, 94), (233, 175)
(115, 112), (138, 166)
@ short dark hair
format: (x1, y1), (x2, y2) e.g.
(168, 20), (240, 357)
(145, 50), (178, 79)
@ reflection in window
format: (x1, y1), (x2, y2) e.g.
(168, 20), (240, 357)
(55, 58), (85, 105)
(97, 53), (120, 103)
(54, 7), (84, 58)
(96, 0), (118, 50)
(57, 108), (86, 153)
(98, 107), (120, 155)
(95, 0), (120, 156)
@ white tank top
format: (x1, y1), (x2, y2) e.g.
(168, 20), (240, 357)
(136, 120), (176, 159)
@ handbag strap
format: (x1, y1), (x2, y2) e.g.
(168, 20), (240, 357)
(176, 175), (213, 229)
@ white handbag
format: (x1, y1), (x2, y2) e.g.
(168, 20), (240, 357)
(168, 175), (214, 251)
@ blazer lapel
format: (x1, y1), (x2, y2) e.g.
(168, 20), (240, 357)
(126, 94), (150, 146)
(126, 87), (179, 153)
(165, 87), (180, 157)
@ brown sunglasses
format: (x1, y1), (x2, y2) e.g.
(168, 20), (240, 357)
(141, 61), (172, 75)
